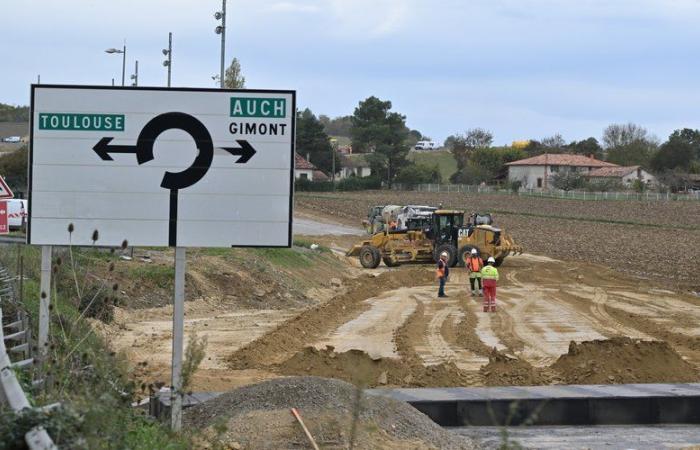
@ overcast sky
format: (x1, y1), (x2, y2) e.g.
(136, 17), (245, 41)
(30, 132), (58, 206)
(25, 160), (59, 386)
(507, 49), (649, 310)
(3, 0), (700, 144)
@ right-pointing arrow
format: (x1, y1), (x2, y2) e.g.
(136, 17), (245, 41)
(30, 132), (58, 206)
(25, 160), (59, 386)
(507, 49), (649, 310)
(220, 140), (256, 163)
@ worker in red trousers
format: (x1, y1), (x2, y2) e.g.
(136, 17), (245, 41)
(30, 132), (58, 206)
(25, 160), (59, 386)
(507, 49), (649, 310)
(481, 257), (499, 312)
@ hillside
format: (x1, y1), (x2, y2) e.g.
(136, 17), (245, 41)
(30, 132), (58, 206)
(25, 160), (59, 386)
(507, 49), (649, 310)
(408, 149), (457, 181)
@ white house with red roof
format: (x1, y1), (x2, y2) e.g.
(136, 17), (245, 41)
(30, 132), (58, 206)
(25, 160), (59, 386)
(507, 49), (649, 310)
(586, 165), (657, 188)
(506, 154), (618, 189)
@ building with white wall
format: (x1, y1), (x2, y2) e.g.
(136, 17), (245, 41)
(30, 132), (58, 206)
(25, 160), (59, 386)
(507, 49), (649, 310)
(506, 154), (617, 189)
(586, 165), (657, 188)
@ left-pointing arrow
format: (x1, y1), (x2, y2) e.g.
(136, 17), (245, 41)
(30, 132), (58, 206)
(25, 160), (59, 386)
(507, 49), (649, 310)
(92, 137), (139, 161)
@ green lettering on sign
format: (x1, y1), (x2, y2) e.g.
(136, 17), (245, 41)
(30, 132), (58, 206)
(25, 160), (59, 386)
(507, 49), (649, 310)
(230, 97), (286, 118)
(38, 113), (125, 131)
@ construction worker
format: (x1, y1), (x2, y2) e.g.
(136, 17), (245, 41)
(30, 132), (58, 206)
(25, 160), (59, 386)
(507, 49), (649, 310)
(436, 251), (449, 298)
(465, 249), (483, 296)
(481, 257), (499, 312)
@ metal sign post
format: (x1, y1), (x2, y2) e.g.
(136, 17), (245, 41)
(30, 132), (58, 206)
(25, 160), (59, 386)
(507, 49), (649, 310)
(38, 245), (52, 358)
(170, 246), (186, 430)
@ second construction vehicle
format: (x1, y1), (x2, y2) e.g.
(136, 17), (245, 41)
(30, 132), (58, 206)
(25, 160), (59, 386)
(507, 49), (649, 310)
(347, 209), (522, 269)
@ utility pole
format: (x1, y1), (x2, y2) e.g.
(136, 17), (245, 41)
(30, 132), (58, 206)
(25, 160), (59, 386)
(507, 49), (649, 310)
(215, 0), (226, 88)
(131, 60), (139, 86)
(121, 43), (126, 86)
(162, 32), (172, 88)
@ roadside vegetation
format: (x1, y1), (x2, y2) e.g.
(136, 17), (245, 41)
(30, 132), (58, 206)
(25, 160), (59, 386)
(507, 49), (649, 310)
(0, 243), (190, 449)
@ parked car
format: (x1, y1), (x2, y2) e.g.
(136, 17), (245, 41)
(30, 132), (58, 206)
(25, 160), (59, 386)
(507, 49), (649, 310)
(414, 140), (437, 150)
(2, 136), (21, 143)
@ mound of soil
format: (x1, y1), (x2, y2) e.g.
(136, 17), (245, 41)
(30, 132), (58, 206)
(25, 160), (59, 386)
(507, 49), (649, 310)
(184, 376), (475, 450)
(480, 349), (548, 386)
(551, 337), (699, 384)
(278, 346), (475, 388)
(227, 268), (434, 368)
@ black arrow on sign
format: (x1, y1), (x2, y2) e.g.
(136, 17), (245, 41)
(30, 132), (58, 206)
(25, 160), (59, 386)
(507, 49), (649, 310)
(93, 137), (145, 161)
(220, 140), (257, 163)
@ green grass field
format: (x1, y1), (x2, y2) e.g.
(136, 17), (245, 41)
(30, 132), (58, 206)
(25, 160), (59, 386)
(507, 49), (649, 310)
(408, 150), (457, 181)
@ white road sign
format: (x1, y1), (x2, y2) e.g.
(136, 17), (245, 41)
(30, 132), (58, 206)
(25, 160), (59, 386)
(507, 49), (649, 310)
(29, 85), (295, 247)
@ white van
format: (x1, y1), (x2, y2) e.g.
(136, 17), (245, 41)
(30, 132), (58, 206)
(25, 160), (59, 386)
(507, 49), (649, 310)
(415, 140), (437, 150)
(6, 199), (27, 230)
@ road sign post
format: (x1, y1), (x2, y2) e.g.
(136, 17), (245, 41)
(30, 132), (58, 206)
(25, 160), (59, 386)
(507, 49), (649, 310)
(30, 85), (295, 431)
(38, 245), (52, 359)
(170, 246), (186, 430)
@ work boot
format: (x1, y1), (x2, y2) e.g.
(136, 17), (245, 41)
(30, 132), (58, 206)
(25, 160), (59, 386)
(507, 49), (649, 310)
(479, 290), (483, 297)
(483, 306), (489, 312)
(471, 290), (476, 297)
(490, 300), (497, 312)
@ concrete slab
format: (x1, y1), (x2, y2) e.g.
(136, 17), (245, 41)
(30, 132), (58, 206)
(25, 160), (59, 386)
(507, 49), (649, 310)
(369, 383), (700, 426)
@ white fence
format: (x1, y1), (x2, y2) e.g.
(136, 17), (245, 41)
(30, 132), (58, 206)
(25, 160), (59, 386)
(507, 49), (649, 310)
(391, 183), (700, 201)
(0, 264), (57, 449)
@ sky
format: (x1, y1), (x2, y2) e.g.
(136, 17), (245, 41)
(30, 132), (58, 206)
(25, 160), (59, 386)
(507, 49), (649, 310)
(3, 0), (700, 145)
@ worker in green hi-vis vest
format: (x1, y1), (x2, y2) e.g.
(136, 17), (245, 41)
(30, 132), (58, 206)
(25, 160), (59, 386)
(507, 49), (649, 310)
(481, 257), (499, 313)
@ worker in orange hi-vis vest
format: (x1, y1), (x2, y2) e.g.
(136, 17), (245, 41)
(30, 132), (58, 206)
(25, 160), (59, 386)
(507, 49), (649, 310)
(481, 257), (499, 312)
(436, 251), (449, 298)
(465, 248), (483, 297)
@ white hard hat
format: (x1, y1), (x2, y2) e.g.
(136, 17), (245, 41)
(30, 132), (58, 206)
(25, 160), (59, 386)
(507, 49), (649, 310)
(440, 251), (448, 257)
(470, 248), (478, 255)
(487, 257), (496, 264)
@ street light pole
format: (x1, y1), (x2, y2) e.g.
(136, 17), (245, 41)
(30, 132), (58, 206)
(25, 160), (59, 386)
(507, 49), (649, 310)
(105, 45), (127, 87)
(167, 32), (172, 87)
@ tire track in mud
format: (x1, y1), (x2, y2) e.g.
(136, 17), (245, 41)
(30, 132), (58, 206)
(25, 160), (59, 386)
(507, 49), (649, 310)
(497, 267), (609, 367)
(227, 268), (433, 369)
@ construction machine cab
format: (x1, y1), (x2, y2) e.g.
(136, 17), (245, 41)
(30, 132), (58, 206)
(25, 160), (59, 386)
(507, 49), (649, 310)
(432, 210), (465, 246)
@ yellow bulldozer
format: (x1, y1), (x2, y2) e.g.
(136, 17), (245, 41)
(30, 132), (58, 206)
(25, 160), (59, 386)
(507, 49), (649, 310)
(346, 210), (522, 268)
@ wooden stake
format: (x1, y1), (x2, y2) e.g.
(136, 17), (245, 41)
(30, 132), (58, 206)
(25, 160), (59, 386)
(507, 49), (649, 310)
(290, 408), (320, 450)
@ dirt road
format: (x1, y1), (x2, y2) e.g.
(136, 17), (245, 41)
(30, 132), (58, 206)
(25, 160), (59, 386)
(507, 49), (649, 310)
(105, 213), (700, 392)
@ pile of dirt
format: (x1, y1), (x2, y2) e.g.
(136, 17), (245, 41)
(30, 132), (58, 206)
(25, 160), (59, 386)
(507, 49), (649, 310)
(551, 337), (700, 384)
(480, 349), (548, 386)
(278, 346), (474, 388)
(184, 376), (475, 450)
(227, 268), (434, 368)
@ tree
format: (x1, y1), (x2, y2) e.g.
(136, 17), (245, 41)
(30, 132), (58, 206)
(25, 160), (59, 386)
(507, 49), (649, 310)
(550, 171), (587, 191)
(224, 58), (245, 89)
(0, 146), (27, 192)
(350, 96), (410, 186)
(464, 128), (493, 149)
(541, 134), (566, 150)
(606, 139), (657, 167)
(296, 108), (337, 174)
(443, 134), (459, 150)
(602, 123), (648, 149)
(650, 129), (698, 172)
(448, 128), (493, 182)
(568, 137), (603, 159)
(394, 163), (441, 187)
(320, 115), (353, 137)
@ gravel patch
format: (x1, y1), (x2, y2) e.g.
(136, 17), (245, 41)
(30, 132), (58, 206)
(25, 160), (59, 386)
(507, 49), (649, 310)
(183, 376), (476, 449)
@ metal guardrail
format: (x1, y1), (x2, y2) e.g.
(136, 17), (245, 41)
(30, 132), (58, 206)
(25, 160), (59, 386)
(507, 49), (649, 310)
(0, 265), (57, 449)
(391, 183), (700, 201)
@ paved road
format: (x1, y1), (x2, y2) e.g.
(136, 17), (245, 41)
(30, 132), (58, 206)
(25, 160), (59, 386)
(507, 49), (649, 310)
(453, 424), (700, 449)
(293, 216), (363, 236)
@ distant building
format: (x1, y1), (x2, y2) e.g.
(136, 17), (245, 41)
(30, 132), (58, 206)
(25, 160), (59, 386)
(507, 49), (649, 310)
(506, 154), (617, 189)
(294, 153), (316, 180)
(586, 165), (657, 188)
(338, 154), (372, 179)
(294, 153), (331, 182)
